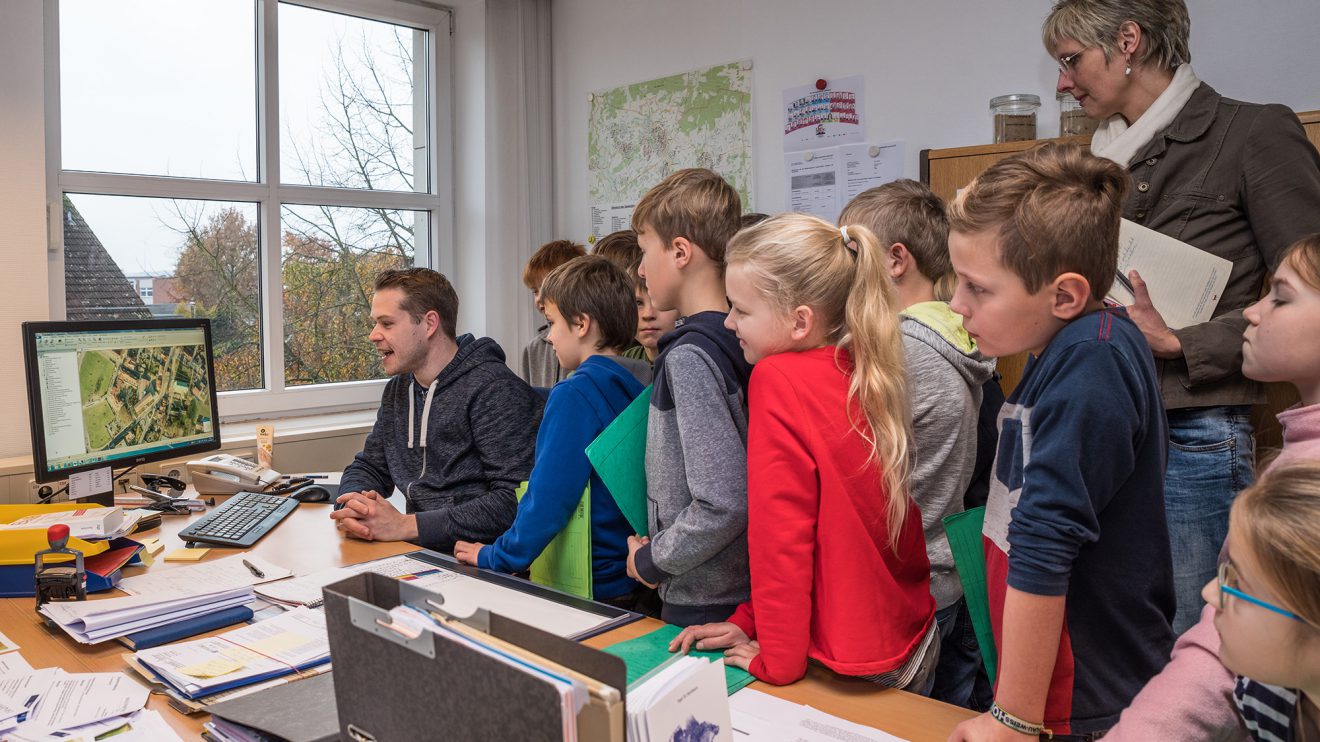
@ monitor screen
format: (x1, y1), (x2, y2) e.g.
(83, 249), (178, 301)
(23, 318), (222, 483)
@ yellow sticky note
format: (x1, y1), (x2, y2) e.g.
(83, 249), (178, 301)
(136, 546), (155, 567)
(144, 540), (166, 555)
(164, 548), (211, 562)
(178, 655), (247, 679)
(245, 633), (310, 655)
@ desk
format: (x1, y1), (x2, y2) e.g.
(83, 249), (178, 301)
(1, 501), (975, 741)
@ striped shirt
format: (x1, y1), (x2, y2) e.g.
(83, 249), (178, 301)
(1235, 676), (1299, 742)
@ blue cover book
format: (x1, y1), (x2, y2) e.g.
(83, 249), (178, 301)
(118, 605), (254, 650)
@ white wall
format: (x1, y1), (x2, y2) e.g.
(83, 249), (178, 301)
(551, 0), (1320, 238)
(0, 2), (52, 458)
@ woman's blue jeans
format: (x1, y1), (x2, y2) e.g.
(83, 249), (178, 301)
(1164, 405), (1254, 635)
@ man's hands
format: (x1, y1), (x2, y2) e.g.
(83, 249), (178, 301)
(330, 490), (419, 542)
(453, 540), (484, 565)
(626, 535), (658, 588)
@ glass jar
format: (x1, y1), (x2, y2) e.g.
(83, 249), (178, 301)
(1058, 92), (1099, 137)
(990, 94), (1041, 143)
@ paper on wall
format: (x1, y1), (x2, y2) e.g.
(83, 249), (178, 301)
(785, 149), (841, 220)
(785, 142), (906, 222)
(783, 75), (865, 152)
(839, 141), (904, 204)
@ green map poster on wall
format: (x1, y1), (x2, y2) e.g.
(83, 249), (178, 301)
(587, 60), (753, 242)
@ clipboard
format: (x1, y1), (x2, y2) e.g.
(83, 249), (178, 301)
(323, 572), (627, 742)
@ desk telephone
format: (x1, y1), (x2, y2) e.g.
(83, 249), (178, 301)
(187, 454), (282, 494)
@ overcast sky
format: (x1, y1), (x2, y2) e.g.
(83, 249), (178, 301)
(60, 0), (420, 275)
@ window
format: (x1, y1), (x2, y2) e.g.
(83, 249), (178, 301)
(49, 0), (453, 418)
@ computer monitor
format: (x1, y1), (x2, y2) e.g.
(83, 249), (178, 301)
(22, 318), (223, 493)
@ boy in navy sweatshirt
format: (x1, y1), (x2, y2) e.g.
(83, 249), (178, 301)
(945, 143), (1175, 740)
(454, 256), (653, 604)
(625, 168), (754, 627)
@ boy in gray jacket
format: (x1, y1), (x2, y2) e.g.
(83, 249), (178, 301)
(626, 169), (754, 627)
(840, 181), (996, 709)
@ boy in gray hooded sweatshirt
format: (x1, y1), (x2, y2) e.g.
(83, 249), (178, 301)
(841, 181), (997, 709)
(626, 169), (754, 627)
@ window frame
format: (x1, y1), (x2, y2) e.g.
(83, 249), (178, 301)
(44, 0), (455, 420)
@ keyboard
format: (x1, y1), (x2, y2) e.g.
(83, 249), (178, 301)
(178, 491), (299, 548)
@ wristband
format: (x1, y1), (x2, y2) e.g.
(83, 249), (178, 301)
(989, 703), (1051, 738)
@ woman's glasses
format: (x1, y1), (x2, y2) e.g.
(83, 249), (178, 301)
(1056, 47), (1091, 75)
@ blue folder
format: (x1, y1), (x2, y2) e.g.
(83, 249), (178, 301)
(118, 605), (254, 650)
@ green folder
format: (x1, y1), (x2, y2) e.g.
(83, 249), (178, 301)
(602, 623), (755, 695)
(942, 506), (998, 685)
(514, 481), (593, 600)
(585, 385), (652, 536)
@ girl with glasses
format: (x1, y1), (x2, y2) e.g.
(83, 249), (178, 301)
(1206, 461), (1320, 742)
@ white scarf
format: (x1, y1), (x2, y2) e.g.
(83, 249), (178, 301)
(1090, 63), (1201, 168)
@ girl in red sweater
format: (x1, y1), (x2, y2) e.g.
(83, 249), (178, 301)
(670, 213), (938, 690)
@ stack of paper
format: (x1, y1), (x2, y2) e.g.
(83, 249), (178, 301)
(133, 608), (330, 700)
(626, 654), (731, 742)
(0, 654), (168, 742)
(0, 507), (142, 541)
(114, 554), (291, 596)
(729, 689), (908, 741)
(40, 584), (254, 643)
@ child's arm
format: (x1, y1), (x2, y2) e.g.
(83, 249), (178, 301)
(1103, 604), (1245, 741)
(723, 362), (817, 685)
(476, 386), (597, 573)
(633, 346), (748, 585)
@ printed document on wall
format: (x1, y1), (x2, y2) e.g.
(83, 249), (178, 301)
(785, 149), (840, 221)
(783, 75), (864, 152)
(840, 141), (904, 203)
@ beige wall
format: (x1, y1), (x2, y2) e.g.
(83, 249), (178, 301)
(0, 2), (52, 459)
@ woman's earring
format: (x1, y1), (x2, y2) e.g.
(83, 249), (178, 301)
(1124, 55), (1132, 76)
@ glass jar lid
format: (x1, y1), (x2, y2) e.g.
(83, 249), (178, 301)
(989, 94), (1041, 112)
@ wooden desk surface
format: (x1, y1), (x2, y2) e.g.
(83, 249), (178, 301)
(2, 501), (974, 741)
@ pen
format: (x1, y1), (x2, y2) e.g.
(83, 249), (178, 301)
(1114, 269), (1135, 296)
(242, 559), (265, 579)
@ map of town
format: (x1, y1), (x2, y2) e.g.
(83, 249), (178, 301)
(77, 345), (214, 452)
(588, 60), (752, 209)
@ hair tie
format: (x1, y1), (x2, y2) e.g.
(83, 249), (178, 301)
(840, 225), (858, 257)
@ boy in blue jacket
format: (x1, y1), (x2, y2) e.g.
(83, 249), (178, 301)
(454, 256), (653, 605)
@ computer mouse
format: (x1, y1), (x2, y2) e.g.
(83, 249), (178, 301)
(288, 484), (331, 503)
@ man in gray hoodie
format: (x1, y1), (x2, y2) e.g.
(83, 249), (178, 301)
(840, 182), (997, 709)
(332, 268), (544, 553)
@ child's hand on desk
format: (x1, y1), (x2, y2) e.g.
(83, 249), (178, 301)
(668, 622), (750, 653)
(330, 491), (418, 542)
(947, 712), (1037, 742)
(721, 640), (759, 672)
(453, 541), (484, 565)
(625, 535), (658, 588)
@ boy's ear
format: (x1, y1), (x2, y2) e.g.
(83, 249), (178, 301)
(572, 313), (593, 339)
(789, 305), (815, 341)
(670, 236), (694, 270)
(888, 243), (912, 281)
(1050, 272), (1094, 320)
